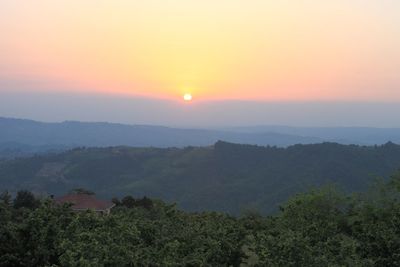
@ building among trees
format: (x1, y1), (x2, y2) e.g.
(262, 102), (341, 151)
(54, 190), (115, 215)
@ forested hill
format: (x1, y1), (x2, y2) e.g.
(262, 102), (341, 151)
(1, 141), (400, 214)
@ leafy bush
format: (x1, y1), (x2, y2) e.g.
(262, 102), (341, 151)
(1, 173), (400, 266)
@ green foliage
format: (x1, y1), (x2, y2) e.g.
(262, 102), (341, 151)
(59, 212), (141, 266)
(119, 196), (154, 210)
(13, 190), (40, 210)
(0, 190), (12, 206)
(2, 142), (400, 214)
(1, 172), (400, 266)
(252, 188), (367, 266)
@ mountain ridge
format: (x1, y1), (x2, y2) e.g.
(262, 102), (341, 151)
(2, 116), (400, 159)
(0, 116), (323, 149)
(1, 141), (400, 214)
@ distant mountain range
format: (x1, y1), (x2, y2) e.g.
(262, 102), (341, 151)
(1, 117), (400, 158)
(224, 125), (400, 145)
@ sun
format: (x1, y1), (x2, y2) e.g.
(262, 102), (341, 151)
(183, 93), (192, 101)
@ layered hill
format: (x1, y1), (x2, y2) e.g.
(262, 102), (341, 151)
(0, 117), (322, 150)
(1, 141), (400, 214)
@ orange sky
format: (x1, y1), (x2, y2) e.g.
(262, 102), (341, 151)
(0, 0), (399, 101)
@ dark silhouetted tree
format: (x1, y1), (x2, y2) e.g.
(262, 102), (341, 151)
(13, 190), (39, 209)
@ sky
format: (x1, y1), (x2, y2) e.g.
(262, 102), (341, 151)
(0, 1), (400, 126)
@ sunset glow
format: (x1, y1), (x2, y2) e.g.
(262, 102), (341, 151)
(1, 1), (400, 101)
(183, 94), (193, 102)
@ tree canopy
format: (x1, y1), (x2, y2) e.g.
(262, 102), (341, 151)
(1, 172), (400, 266)
(1, 141), (400, 214)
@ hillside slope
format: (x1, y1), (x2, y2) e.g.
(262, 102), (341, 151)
(1, 141), (400, 214)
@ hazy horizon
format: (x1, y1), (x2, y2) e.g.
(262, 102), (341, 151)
(1, 1), (400, 128)
(1, 90), (400, 128)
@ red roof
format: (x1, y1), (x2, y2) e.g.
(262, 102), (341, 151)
(54, 193), (115, 211)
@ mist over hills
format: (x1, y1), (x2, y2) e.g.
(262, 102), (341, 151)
(2, 117), (400, 159)
(226, 125), (400, 145)
(0, 117), (324, 155)
(1, 116), (400, 214)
